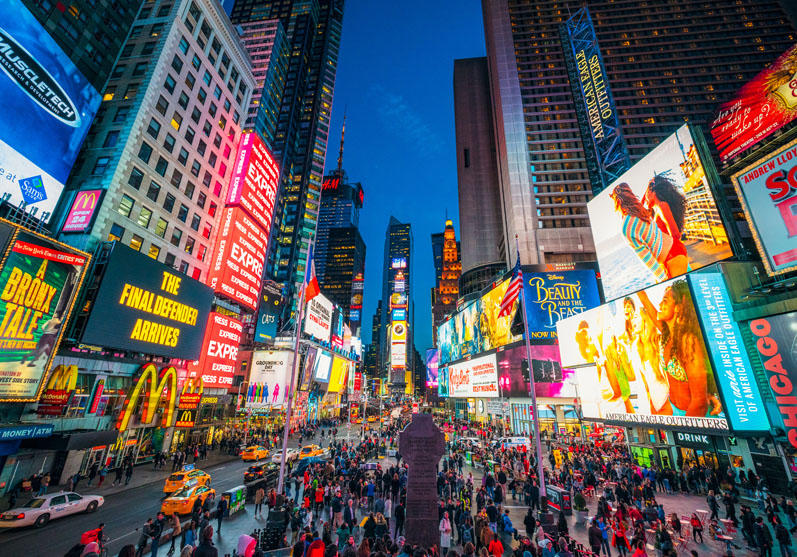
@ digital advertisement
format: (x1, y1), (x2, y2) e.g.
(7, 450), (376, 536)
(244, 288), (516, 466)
(207, 206), (267, 311)
(225, 132), (280, 230)
(730, 138), (797, 275)
(61, 189), (104, 233)
(557, 277), (729, 430)
(438, 365), (449, 398)
(448, 353), (499, 398)
(690, 272), (768, 432)
(186, 312), (242, 388)
(247, 350), (293, 408)
(0, 230), (88, 401)
(299, 347), (317, 392)
(81, 243), (213, 359)
(327, 356), (349, 393)
(496, 343), (578, 398)
(711, 43), (797, 162)
(0, 2), (101, 223)
(390, 321), (407, 369)
(313, 350), (332, 383)
(304, 293), (333, 342)
(254, 280), (283, 342)
(425, 348), (439, 387)
(748, 311), (797, 447)
(588, 124), (732, 301)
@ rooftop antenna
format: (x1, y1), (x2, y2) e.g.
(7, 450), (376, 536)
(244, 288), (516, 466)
(337, 107), (347, 177)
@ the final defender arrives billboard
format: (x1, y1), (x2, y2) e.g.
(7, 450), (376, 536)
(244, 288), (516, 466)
(0, 1), (101, 223)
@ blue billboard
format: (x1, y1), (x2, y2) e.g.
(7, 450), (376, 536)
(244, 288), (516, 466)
(690, 271), (769, 432)
(255, 280), (283, 342)
(0, 1), (101, 223)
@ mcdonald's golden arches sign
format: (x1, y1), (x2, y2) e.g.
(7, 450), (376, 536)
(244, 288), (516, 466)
(62, 189), (104, 233)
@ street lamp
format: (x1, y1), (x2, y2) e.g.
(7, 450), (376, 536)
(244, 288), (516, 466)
(236, 380), (250, 444)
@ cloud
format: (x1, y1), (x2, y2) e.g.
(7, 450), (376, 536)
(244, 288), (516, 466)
(367, 84), (444, 157)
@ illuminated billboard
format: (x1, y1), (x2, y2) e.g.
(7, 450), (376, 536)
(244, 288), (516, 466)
(711, 44), (797, 163)
(81, 243), (213, 359)
(0, 2), (101, 223)
(438, 365), (449, 398)
(391, 257), (407, 269)
(61, 189), (104, 233)
(390, 321), (407, 369)
(247, 350), (293, 408)
(748, 311), (797, 447)
(588, 124), (732, 301)
(730, 139), (797, 275)
(226, 132), (280, 231)
(425, 348), (439, 387)
(0, 228), (88, 401)
(207, 206), (267, 311)
(254, 280), (283, 342)
(557, 277), (729, 430)
(448, 353), (499, 398)
(327, 356), (348, 393)
(497, 343), (577, 398)
(313, 350), (332, 383)
(186, 312), (242, 388)
(304, 293), (333, 342)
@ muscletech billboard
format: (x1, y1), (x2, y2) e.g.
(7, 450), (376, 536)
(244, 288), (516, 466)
(0, 2), (101, 223)
(730, 139), (797, 275)
(0, 227), (89, 401)
(588, 124), (733, 301)
(711, 44), (797, 163)
(81, 243), (213, 360)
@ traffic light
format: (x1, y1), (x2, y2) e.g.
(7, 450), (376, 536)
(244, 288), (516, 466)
(521, 359), (530, 383)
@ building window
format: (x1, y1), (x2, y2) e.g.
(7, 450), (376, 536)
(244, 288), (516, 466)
(155, 217), (168, 238)
(171, 112), (182, 131)
(217, 116), (226, 131)
(202, 121), (212, 137)
(198, 244), (207, 261)
(191, 107), (201, 124)
(111, 64), (126, 79)
(163, 133), (176, 153)
(118, 194), (135, 218)
(197, 140), (207, 156)
(156, 95), (169, 115)
(148, 243), (160, 259)
(208, 201), (217, 217)
(179, 261), (190, 274)
(197, 88), (207, 104)
(178, 92), (189, 109)
(108, 223), (125, 242)
(178, 148), (189, 165)
(164, 252), (176, 267)
(208, 102), (217, 117)
(171, 169), (182, 189)
(128, 167), (144, 190)
(464, 148), (470, 168)
(142, 41), (156, 56)
(197, 191), (206, 209)
(190, 214), (201, 231)
(202, 223), (212, 239)
(185, 237), (195, 255)
(213, 134), (221, 148)
(170, 228), (182, 247)
(202, 172), (212, 188)
(146, 181), (161, 202)
(192, 54), (201, 71)
(124, 84), (138, 100)
(185, 72), (195, 90)
(103, 86), (115, 102)
(190, 160), (201, 177)
(154, 157), (168, 176)
(214, 85), (222, 99)
(132, 62), (147, 77)
(171, 55), (183, 73)
(137, 207), (152, 228)
(129, 234), (144, 252)
(178, 36), (189, 55)
(177, 204), (189, 222)
(213, 181), (222, 197)
(164, 74), (176, 94)
(137, 142), (153, 164)
(185, 182), (195, 199)
(103, 130), (119, 148)
(185, 126), (195, 144)
(163, 193), (176, 212)
(113, 106), (129, 123)
(92, 157), (110, 175)
(146, 118), (161, 139)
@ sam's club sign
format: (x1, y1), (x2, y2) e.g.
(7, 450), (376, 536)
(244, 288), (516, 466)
(0, 1), (100, 224)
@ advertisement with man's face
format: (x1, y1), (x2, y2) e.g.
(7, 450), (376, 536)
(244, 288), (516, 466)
(0, 231), (88, 401)
(0, 2), (101, 223)
(588, 124), (733, 302)
(558, 277), (728, 430)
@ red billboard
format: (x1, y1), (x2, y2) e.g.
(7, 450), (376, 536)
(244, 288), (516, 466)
(187, 312), (242, 388)
(61, 189), (103, 233)
(711, 44), (797, 162)
(226, 132), (279, 232)
(207, 206), (267, 311)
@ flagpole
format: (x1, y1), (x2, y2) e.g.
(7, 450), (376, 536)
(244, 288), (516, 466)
(515, 236), (547, 504)
(277, 239), (314, 495)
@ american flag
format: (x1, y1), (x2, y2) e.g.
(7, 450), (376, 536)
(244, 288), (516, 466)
(498, 258), (522, 318)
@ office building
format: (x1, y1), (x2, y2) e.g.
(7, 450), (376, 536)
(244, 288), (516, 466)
(453, 57), (505, 274)
(21, 0), (142, 93)
(431, 220), (461, 346)
(480, 0), (796, 265)
(59, 0), (255, 282)
(379, 217), (412, 389)
(235, 19), (289, 147)
(230, 0), (344, 313)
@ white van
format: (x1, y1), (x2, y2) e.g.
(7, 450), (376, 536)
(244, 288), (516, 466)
(497, 436), (532, 452)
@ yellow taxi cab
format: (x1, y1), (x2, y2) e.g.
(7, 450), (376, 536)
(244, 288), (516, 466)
(297, 444), (324, 459)
(351, 417), (363, 424)
(240, 445), (269, 461)
(161, 482), (215, 515)
(367, 415), (377, 423)
(163, 467), (211, 494)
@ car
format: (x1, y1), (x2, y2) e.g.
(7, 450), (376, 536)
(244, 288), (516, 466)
(270, 447), (299, 463)
(163, 467), (211, 493)
(244, 463), (278, 485)
(367, 416), (377, 423)
(297, 444), (324, 459)
(0, 491), (104, 528)
(351, 417), (362, 424)
(240, 445), (269, 461)
(160, 482), (215, 515)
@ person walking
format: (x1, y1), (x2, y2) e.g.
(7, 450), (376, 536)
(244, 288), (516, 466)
(394, 500), (405, 537)
(589, 519), (604, 556)
(215, 496), (227, 536)
(125, 463), (134, 486)
(97, 466), (107, 488)
(774, 516), (792, 557)
(38, 474), (50, 496)
(254, 486), (265, 518)
(167, 513), (181, 556)
(150, 512), (165, 557)
(113, 465), (124, 487)
(440, 511), (453, 555)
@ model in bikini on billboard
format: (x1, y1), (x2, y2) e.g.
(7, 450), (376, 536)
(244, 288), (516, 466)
(574, 320), (633, 414)
(643, 174), (689, 278)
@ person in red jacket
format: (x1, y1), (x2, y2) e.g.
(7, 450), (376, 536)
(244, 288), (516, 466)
(307, 533), (325, 557)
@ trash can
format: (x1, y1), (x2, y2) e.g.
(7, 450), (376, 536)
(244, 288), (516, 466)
(222, 485), (246, 516)
(545, 485), (572, 515)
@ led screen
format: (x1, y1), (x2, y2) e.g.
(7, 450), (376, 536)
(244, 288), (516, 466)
(247, 350), (292, 408)
(558, 277), (728, 430)
(186, 312), (242, 388)
(313, 350), (332, 383)
(496, 343), (577, 398)
(425, 348), (439, 387)
(0, 2), (101, 223)
(448, 353), (499, 398)
(304, 294), (333, 342)
(588, 124), (733, 301)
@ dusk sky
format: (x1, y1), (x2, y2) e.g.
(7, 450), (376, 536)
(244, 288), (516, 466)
(323, 0), (486, 354)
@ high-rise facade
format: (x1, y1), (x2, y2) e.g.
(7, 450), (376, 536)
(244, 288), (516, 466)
(453, 57), (505, 273)
(21, 0), (142, 93)
(480, 0), (796, 265)
(58, 0), (255, 283)
(230, 0), (344, 315)
(379, 217), (412, 389)
(431, 220), (461, 346)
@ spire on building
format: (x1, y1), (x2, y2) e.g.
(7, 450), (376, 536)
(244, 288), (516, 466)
(337, 108), (346, 177)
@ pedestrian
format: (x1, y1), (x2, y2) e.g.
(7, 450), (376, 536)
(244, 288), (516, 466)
(755, 516), (774, 557)
(97, 466), (107, 488)
(254, 486), (265, 518)
(774, 516), (792, 557)
(125, 463), (134, 486)
(88, 463), (99, 487)
(137, 518), (153, 557)
(689, 514), (703, 543)
(193, 525), (217, 557)
(168, 512), (181, 555)
(487, 532), (504, 557)
(113, 465), (124, 487)
(589, 519), (604, 555)
(440, 511), (453, 554)
(216, 495), (228, 536)
(38, 474), (50, 496)
(394, 500), (405, 537)
(150, 512), (165, 557)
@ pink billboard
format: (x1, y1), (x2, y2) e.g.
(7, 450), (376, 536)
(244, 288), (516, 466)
(226, 132), (280, 232)
(61, 189), (103, 233)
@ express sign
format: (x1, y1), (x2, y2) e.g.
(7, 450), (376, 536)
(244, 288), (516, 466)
(187, 312), (242, 388)
(226, 132), (279, 231)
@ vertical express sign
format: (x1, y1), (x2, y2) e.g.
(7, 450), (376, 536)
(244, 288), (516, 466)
(187, 312), (242, 388)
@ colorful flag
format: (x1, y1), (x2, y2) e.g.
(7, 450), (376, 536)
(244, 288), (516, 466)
(498, 257), (522, 318)
(305, 246), (320, 302)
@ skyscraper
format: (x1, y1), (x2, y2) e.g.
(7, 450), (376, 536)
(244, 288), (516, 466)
(380, 217), (412, 389)
(480, 0), (796, 265)
(230, 0), (344, 314)
(431, 220), (461, 346)
(59, 0), (254, 282)
(21, 0), (142, 93)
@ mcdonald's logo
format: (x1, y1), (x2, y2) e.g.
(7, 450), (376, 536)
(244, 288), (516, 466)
(62, 189), (103, 233)
(116, 364), (177, 431)
(44, 364), (78, 392)
(76, 191), (98, 210)
(175, 408), (197, 428)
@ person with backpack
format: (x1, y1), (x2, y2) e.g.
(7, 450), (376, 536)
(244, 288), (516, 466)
(462, 516), (476, 547)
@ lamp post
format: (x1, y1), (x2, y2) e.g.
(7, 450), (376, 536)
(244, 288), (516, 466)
(236, 380), (250, 444)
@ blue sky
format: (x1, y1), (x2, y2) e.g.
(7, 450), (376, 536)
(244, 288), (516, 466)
(323, 0), (486, 354)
